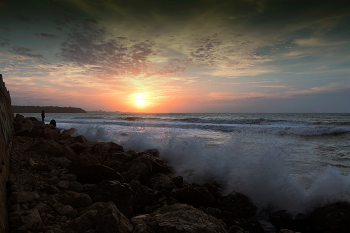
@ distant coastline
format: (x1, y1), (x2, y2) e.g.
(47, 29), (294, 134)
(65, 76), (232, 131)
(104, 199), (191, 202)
(12, 105), (87, 113)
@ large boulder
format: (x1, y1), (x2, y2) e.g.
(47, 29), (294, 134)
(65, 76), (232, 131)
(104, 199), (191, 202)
(170, 185), (216, 208)
(92, 180), (134, 219)
(59, 191), (92, 208)
(126, 154), (172, 183)
(269, 210), (307, 232)
(217, 191), (257, 219)
(129, 180), (154, 214)
(71, 164), (124, 184)
(26, 139), (63, 157)
(306, 201), (350, 233)
(89, 141), (124, 163)
(131, 203), (227, 233)
(66, 202), (133, 233)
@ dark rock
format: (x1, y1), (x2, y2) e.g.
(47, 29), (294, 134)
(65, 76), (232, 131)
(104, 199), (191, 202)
(86, 142), (124, 168)
(26, 139), (63, 157)
(206, 207), (236, 228)
(48, 177), (61, 185)
(144, 148), (159, 157)
(35, 162), (50, 171)
(21, 209), (45, 232)
(60, 191), (92, 208)
(238, 218), (264, 233)
(307, 201), (350, 233)
(269, 210), (307, 232)
(69, 142), (86, 155)
(170, 186), (216, 208)
(74, 135), (88, 143)
(153, 174), (176, 190)
(92, 180), (134, 219)
(69, 181), (84, 192)
(71, 164), (124, 184)
(28, 117), (38, 121)
(11, 191), (39, 203)
(129, 180), (154, 214)
(126, 154), (171, 183)
(50, 119), (57, 127)
(62, 128), (77, 137)
(131, 203), (227, 233)
(217, 191), (257, 219)
(204, 182), (223, 199)
(57, 180), (70, 189)
(126, 156), (152, 183)
(67, 202), (133, 233)
(172, 175), (184, 187)
(45, 185), (60, 194)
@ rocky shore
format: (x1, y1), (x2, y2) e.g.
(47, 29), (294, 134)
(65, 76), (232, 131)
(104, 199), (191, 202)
(7, 114), (350, 233)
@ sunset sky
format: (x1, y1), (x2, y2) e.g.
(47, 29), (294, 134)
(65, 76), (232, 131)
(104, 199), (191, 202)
(1, 0), (350, 113)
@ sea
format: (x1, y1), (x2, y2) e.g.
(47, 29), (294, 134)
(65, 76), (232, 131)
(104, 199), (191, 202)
(19, 112), (350, 216)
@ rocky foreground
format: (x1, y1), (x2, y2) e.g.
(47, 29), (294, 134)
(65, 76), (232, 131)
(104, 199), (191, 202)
(7, 114), (350, 233)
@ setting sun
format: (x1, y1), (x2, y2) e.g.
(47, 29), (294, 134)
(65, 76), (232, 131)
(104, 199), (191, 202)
(135, 99), (146, 106)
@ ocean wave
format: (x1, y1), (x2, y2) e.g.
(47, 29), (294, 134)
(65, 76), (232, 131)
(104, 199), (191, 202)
(57, 118), (350, 136)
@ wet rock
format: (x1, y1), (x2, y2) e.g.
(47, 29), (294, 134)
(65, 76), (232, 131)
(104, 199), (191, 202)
(153, 174), (176, 190)
(131, 203), (227, 233)
(71, 164), (124, 184)
(204, 182), (223, 199)
(126, 156), (152, 183)
(217, 191), (257, 219)
(92, 180), (134, 218)
(170, 186), (216, 208)
(90, 141), (124, 163)
(172, 175), (184, 187)
(269, 210), (307, 232)
(62, 128), (77, 137)
(206, 207), (236, 228)
(307, 201), (350, 233)
(144, 148), (159, 157)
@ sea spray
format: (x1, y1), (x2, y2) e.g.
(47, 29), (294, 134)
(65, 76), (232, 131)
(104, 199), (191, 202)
(67, 123), (350, 214)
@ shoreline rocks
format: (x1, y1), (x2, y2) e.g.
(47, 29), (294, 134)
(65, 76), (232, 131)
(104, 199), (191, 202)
(7, 114), (350, 233)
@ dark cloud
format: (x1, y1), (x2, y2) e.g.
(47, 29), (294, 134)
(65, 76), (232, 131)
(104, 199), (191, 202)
(35, 33), (60, 39)
(0, 38), (10, 47)
(15, 15), (31, 22)
(1, 27), (11, 32)
(11, 46), (45, 59)
(56, 27), (63, 31)
(58, 19), (186, 78)
(190, 34), (222, 66)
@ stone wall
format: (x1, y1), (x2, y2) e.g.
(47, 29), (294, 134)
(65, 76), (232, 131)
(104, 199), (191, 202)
(0, 74), (14, 233)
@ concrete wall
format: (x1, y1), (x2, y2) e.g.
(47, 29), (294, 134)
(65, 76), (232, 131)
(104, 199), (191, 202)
(0, 74), (14, 233)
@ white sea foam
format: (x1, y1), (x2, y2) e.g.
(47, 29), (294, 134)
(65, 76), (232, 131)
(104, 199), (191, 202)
(69, 123), (350, 214)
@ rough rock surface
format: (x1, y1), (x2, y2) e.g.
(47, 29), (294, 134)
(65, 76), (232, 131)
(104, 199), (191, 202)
(131, 203), (227, 233)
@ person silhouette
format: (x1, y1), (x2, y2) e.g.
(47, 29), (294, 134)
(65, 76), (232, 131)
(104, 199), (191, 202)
(41, 110), (45, 123)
